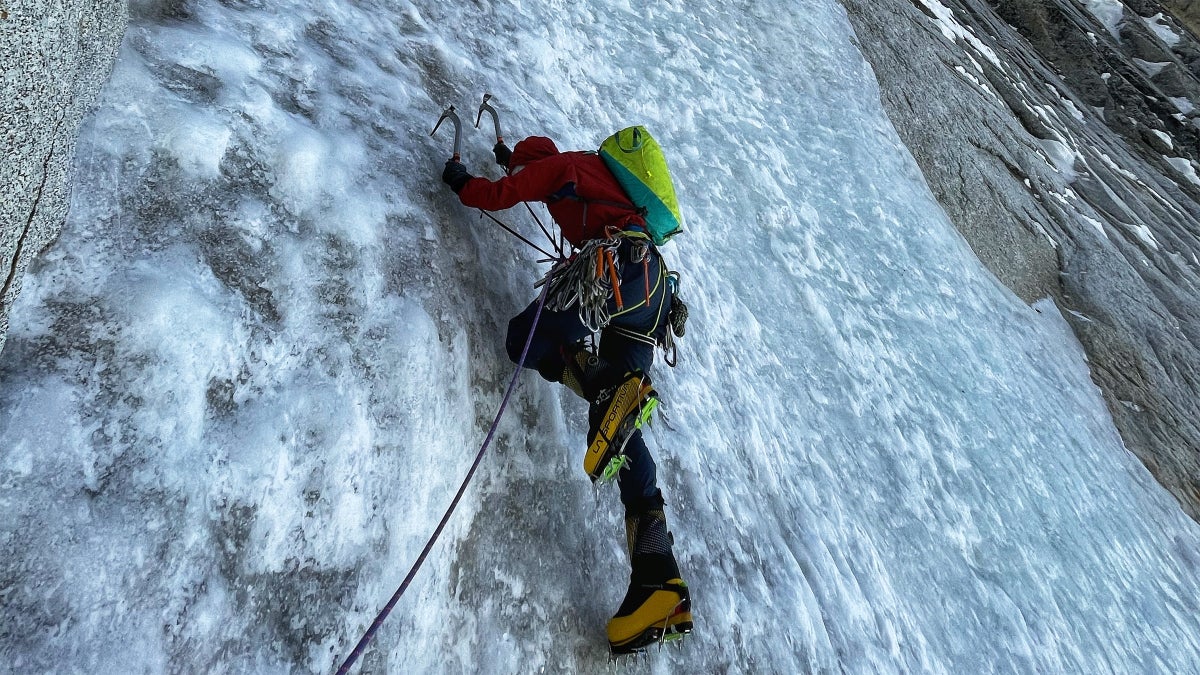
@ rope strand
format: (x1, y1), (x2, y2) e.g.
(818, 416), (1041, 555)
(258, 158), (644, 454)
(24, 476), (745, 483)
(478, 210), (557, 259)
(523, 202), (566, 258)
(335, 201), (573, 672)
(334, 282), (552, 675)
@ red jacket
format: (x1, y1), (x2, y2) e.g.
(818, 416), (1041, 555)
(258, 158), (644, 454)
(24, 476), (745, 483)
(457, 136), (645, 247)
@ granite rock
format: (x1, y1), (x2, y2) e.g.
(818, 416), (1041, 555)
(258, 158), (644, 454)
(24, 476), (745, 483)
(0, 1), (127, 355)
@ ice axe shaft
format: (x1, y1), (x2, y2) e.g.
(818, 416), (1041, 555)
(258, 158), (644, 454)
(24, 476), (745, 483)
(431, 106), (462, 161)
(475, 93), (503, 144)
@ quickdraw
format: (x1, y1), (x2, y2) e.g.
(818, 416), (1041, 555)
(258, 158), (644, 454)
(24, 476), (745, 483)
(537, 237), (624, 332)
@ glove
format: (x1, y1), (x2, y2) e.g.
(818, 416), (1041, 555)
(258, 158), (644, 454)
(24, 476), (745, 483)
(493, 142), (512, 168)
(441, 159), (472, 194)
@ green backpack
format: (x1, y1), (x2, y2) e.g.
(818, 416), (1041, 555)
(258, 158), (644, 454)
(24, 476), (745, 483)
(598, 126), (683, 246)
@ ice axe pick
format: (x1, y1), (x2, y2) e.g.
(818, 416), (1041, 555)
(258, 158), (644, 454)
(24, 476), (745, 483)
(475, 93), (503, 145)
(431, 105), (463, 162)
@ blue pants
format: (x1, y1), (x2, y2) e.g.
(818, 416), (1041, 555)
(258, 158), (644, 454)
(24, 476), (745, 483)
(506, 242), (672, 510)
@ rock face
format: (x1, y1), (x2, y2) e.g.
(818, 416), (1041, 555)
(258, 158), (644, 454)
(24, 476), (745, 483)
(1161, 0), (1200, 34)
(840, 0), (1200, 519)
(0, 1), (127, 355)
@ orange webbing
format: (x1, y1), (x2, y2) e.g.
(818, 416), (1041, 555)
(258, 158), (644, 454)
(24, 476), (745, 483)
(643, 257), (650, 304)
(606, 249), (624, 310)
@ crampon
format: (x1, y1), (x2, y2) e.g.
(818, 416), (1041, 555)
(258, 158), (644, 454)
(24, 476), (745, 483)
(608, 592), (692, 657)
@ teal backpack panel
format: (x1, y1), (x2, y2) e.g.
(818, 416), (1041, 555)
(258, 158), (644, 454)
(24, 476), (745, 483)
(599, 126), (683, 245)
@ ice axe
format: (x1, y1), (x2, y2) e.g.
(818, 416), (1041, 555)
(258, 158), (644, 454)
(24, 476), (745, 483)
(475, 93), (503, 144)
(472, 93), (560, 255)
(430, 105), (462, 161)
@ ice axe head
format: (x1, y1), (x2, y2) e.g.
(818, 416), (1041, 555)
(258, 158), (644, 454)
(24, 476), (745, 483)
(475, 93), (503, 145)
(431, 106), (463, 161)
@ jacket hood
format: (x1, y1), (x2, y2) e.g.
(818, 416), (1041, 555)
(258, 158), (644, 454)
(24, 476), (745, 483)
(509, 136), (559, 170)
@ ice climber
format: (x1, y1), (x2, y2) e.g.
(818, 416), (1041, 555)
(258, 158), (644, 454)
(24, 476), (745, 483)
(440, 135), (693, 654)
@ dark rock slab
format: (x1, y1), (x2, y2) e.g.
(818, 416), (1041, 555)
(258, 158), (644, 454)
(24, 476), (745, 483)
(841, 0), (1200, 518)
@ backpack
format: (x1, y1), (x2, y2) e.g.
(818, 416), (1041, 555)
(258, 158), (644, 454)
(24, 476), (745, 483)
(598, 126), (683, 246)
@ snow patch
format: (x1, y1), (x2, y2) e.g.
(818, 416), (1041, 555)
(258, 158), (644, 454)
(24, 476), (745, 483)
(1081, 214), (1109, 239)
(1065, 308), (1094, 323)
(1097, 152), (1133, 180)
(1164, 156), (1200, 187)
(1038, 138), (1080, 181)
(1082, 0), (1124, 39)
(1133, 58), (1170, 78)
(953, 64), (993, 96)
(1168, 97), (1195, 115)
(1060, 97), (1086, 122)
(1032, 101), (1073, 130)
(1142, 13), (1181, 47)
(1032, 221), (1058, 249)
(915, 0), (1002, 67)
(1127, 222), (1160, 250)
(1149, 129), (1173, 150)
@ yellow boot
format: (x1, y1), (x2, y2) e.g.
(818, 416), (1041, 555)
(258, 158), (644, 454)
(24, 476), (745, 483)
(583, 373), (658, 483)
(607, 501), (692, 654)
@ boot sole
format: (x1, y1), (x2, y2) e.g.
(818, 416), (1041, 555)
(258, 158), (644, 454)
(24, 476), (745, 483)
(609, 608), (693, 655)
(607, 581), (692, 653)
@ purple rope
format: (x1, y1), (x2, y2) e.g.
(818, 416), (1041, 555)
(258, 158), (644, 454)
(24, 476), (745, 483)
(335, 281), (551, 675)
